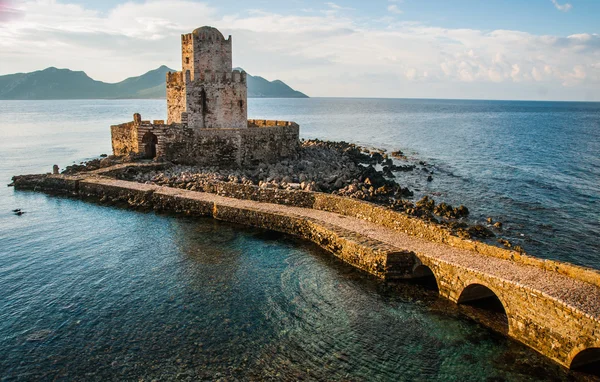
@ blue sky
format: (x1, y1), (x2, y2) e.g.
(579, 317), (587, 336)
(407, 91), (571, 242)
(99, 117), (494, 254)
(0, 0), (599, 100)
(58, 0), (600, 36)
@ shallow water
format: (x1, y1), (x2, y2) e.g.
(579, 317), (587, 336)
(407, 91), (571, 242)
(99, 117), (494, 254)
(0, 99), (597, 380)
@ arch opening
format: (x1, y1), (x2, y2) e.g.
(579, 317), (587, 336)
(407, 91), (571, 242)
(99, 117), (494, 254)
(410, 265), (439, 292)
(457, 283), (508, 333)
(142, 132), (158, 159)
(571, 348), (600, 375)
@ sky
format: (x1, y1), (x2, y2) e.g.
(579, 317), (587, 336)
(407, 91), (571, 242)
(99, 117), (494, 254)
(0, 0), (599, 101)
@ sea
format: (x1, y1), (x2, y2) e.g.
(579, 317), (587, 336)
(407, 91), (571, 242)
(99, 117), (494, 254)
(0, 98), (598, 381)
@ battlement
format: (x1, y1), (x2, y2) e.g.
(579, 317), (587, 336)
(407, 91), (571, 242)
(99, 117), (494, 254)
(182, 29), (232, 44)
(166, 71), (184, 85)
(248, 120), (300, 128)
(187, 70), (247, 84)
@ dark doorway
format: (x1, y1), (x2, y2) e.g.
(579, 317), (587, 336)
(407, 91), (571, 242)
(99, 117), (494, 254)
(142, 132), (158, 159)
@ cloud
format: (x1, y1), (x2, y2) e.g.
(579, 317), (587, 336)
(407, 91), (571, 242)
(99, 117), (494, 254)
(323, 2), (354, 15)
(551, 0), (572, 12)
(387, 5), (402, 14)
(0, 0), (598, 100)
(0, 0), (23, 22)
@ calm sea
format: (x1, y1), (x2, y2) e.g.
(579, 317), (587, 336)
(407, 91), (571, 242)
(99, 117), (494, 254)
(0, 98), (598, 381)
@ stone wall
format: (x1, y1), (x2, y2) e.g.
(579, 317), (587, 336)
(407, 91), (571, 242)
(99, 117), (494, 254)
(247, 119), (299, 128)
(110, 121), (138, 156)
(163, 124), (299, 167)
(111, 117), (300, 167)
(185, 70), (247, 129)
(166, 72), (186, 124)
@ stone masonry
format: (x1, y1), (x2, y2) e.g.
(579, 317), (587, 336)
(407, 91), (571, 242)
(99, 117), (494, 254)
(111, 26), (299, 167)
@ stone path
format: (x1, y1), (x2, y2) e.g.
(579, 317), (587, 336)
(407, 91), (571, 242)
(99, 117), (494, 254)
(164, 186), (600, 321)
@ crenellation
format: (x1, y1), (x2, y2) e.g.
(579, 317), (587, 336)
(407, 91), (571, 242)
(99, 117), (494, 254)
(232, 70), (241, 83)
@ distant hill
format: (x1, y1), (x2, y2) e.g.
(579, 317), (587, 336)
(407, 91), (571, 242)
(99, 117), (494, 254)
(235, 68), (308, 98)
(0, 66), (308, 100)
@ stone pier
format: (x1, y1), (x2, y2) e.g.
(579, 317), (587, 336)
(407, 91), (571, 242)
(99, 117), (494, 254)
(12, 168), (600, 371)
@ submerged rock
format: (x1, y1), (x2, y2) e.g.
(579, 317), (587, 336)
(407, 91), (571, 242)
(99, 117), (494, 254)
(467, 225), (495, 238)
(391, 150), (407, 160)
(26, 329), (52, 342)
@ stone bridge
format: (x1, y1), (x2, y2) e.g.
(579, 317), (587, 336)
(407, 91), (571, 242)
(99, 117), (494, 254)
(12, 169), (600, 373)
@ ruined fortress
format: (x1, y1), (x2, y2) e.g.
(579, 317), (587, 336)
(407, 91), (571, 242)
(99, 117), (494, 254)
(111, 26), (299, 167)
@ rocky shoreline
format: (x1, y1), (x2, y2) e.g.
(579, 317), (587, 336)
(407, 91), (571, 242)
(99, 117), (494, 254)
(60, 139), (515, 247)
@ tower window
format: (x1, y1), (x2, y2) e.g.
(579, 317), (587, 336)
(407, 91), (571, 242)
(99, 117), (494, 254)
(185, 57), (190, 64)
(200, 88), (208, 112)
(239, 100), (244, 109)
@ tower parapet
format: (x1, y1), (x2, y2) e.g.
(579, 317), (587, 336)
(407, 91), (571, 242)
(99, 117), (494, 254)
(168, 26), (246, 129)
(181, 26), (233, 81)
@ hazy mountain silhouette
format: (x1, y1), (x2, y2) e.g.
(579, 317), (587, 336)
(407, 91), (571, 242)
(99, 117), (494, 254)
(0, 66), (308, 99)
(235, 68), (308, 98)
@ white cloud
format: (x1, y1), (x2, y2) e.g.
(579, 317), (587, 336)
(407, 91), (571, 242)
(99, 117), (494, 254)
(510, 64), (521, 82)
(323, 2), (354, 15)
(551, 0), (572, 12)
(0, 0), (598, 100)
(387, 5), (402, 14)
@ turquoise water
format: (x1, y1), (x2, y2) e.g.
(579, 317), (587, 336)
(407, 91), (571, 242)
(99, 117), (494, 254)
(0, 99), (597, 381)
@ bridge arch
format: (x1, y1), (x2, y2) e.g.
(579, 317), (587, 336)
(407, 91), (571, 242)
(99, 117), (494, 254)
(411, 264), (439, 292)
(457, 283), (503, 304)
(457, 283), (509, 332)
(569, 347), (600, 374)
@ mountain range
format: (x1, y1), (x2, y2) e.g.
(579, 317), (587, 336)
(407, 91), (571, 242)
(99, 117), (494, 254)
(0, 66), (308, 100)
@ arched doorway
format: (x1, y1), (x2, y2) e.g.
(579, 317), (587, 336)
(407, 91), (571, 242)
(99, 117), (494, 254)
(142, 132), (158, 159)
(571, 348), (600, 375)
(457, 283), (508, 333)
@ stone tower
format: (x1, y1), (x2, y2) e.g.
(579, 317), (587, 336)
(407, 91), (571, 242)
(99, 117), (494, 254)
(166, 26), (247, 129)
